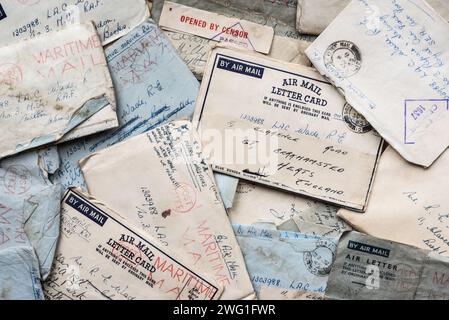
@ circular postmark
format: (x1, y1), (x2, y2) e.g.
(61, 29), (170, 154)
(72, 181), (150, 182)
(342, 103), (372, 133)
(324, 40), (362, 78)
(303, 239), (337, 277)
(16, 0), (41, 5)
(3, 165), (31, 195)
(172, 183), (197, 213)
(0, 63), (23, 87)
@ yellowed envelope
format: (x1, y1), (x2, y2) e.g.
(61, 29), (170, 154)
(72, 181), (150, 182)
(44, 189), (222, 300)
(0, 0), (149, 45)
(306, 0), (449, 167)
(339, 146), (449, 257)
(79, 121), (255, 300)
(193, 46), (383, 211)
(0, 22), (116, 160)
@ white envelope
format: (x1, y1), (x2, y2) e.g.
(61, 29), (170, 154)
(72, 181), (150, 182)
(0, 0), (149, 45)
(296, 0), (449, 35)
(44, 189), (222, 300)
(79, 121), (255, 300)
(0, 22), (116, 160)
(339, 146), (449, 257)
(193, 46), (383, 211)
(306, 0), (449, 167)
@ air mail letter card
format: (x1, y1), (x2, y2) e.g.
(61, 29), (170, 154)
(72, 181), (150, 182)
(44, 188), (223, 300)
(193, 47), (383, 211)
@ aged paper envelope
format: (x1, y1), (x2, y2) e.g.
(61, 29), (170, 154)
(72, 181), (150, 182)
(325, 231), (449, 300)
(305, 0), (449, 167)
(0, 22), (115, 160)
(228, 181), (348, 232)
(0, 0), (149, 45)
(258, 286), (324, 300)
(234, 224), (337, 296)
(297, 0), (449, 36)
(0, 149), (61, 278)
(44, 189), (222, 300)
(79, 121), (255, 300)
(159, 1), (274, 54)
(56, 20), (198, 190)
(339, 147), (449, 256)
(193, 47), (383, 211)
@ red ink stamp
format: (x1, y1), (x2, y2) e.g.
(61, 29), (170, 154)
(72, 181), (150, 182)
(3, 165), (31, 195)
(0, 63), (23, 87)
(173, 183), (197, 213)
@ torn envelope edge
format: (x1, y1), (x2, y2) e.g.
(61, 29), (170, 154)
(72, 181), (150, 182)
(158, 1), (274, 54)
(4, 95), (111, 160)
(62, 188), (224, 300)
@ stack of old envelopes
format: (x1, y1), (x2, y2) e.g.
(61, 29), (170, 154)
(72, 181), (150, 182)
(1, 0), (449, 300)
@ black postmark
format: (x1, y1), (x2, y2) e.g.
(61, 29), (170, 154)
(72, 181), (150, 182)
(342, 103), (372, 133)
(303, 239), (337, 277)
(0, 3), (6, 21)
(324, 40), (362, 78)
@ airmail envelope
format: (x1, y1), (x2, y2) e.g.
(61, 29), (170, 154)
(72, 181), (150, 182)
(0, 22), (115, 160)
(79, 121), (255, 300)
(325, 231), (449, 300)
(339, 147), (449, 257)
(305, 0), (449, 167)
(233, 224), (337, 296)
(0, 0), (149, 45)
(44, 189), (222, 300)
(193, 47), (383, 211)
(296, 0), (449, 36)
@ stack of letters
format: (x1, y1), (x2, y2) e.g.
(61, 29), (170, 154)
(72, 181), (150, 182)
(1, 0), (449, 300)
